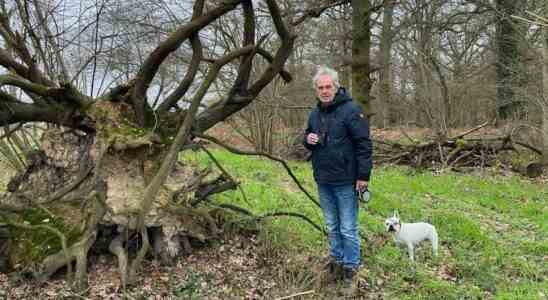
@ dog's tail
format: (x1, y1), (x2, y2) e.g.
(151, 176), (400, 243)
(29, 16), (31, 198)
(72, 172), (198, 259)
(431, 227), (439, 257)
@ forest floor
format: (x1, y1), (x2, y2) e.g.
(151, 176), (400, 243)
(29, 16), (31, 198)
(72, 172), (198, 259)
(0, 126), (546, 299)
(1, 232), (316, 299)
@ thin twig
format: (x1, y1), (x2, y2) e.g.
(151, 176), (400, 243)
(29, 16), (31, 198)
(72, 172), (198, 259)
(0, 123), (23, 140)
(449, 121), (489, 140)
(258, 212), (326, 235)
(90, 1), (106, 98)
(275, 290), (315, 300)
(511, 14), (548, 27)
(213, 204), (326, 236)
(199, 144), (250, 205)
(514, 141), (542, 156)
(194, 132), (320, 208)
(60, 289), (92, 300)
(215, 203), (253, 216)
(399, 126), (418, 144)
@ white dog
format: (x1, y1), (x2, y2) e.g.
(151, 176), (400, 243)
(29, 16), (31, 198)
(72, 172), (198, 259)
(385, 211), (438, 261)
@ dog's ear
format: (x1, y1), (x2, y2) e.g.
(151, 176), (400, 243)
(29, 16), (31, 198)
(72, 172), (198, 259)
(393, 210), (399, 219)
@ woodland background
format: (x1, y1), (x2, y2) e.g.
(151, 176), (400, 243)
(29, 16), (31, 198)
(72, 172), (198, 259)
(0, 0), (546, 299)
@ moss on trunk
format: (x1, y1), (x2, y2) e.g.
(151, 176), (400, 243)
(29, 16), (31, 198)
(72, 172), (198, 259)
(7, 207), (83, 270)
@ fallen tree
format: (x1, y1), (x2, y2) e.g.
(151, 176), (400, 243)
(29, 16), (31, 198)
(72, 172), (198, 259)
(0, 0), (345, 292)
(374, 122), (544, 176)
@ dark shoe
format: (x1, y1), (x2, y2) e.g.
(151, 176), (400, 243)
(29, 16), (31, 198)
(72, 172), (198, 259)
(341, 267), (358, 296)
(343, 267), (357, 282)
(323, 257), (343, 282)
(330, 261), (344, 277)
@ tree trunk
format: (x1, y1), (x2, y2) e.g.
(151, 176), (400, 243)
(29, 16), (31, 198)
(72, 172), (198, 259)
(495, 0), (525, 122)
(339, 5), (352, 89)
(379, 0), (395, 128)
(413, 0), (435, 128)
(352, 0), (373, 116)
(543, 6), (548, 165)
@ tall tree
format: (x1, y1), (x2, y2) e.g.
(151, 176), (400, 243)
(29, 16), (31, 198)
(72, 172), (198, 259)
(495, 0), (524, 122)
(379, 0), (396, 127)
(543, 6), (548, 164)
(413, 0), (436, 128)
(352, 0), (373, 116)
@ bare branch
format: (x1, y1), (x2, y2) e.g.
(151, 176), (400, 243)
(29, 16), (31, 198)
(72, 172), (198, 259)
(140, 43), (257, 224)
(14, 0), (52, 78)
(131, 0), (244, 125)
(157, 0), (206, 115)
(195, 0), (296, 132)
(0, 7), (45, 84)
(0, 74), (56, 97)
(229, 0), (256, 94)
(90, 2), (107, 98)
(0, 48), (54, 86)
(257, 48), (292, 83)
(0, 122), (23, 139)
(0, 74), (91, 107)
(0, 94), (91, 130)
(292, 0), (351, 26)
(31, 0), (70, 81)
(193, 132), (320, 208)
(257, 211), (326, 235)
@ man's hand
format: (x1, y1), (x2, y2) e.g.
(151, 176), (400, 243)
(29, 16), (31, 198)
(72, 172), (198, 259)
(356, 180), (368, 192)
(307, 133), (319, 145)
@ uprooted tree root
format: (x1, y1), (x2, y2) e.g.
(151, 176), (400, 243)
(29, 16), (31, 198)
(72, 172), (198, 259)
(0, 0), (356, 294)
(0, 121), (233, 292)
(2, 203), (324, 291)
(0, 126), (326, 293)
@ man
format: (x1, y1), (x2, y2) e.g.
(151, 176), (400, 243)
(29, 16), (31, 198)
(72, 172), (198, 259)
(304, 66), (372, 286)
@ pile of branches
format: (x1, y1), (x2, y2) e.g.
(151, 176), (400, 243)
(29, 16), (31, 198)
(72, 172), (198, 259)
(373, 122), (544, 177)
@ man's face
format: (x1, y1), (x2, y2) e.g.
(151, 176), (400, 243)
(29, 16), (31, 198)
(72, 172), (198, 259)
(315, 75), (337, 103)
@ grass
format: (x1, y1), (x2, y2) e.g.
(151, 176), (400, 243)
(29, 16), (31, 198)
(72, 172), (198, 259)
(181, 148), (547, 299)
(1, 149), (545, 299)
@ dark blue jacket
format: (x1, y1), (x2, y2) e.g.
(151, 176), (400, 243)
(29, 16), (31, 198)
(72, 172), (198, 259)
(304, 88), (372, 184)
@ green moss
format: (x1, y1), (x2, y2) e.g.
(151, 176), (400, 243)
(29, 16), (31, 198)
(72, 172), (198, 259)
(9, 209), (81, 267)
(88, 102), (149, 143)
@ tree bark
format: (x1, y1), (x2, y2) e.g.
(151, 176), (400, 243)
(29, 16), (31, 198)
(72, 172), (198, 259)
(543, 5), (548, 165)
(352, 0), (373, 116)
(379, 0), (395, 128)
(414, 0), (434, 128)
(495, 0), (525, 122)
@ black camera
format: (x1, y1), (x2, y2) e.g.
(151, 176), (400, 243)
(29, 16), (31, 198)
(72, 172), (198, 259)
(356, 188), (370, 203)
(316, 131), (327, 145)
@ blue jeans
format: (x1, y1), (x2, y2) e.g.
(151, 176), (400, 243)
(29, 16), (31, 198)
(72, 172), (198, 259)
(318, 183), (360, 269)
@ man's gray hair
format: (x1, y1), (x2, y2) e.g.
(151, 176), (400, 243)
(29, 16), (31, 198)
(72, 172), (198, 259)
(312, 65), (340, 89)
